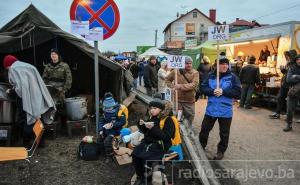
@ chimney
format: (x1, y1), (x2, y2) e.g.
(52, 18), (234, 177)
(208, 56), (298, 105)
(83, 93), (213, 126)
(236, 18), (239, 21)
(176, 12), (179, 18)
(209, 9), (216, 23)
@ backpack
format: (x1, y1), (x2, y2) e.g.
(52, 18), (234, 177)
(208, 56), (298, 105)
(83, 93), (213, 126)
(118, 104), (129, 128)
(159, 116), (182, 146)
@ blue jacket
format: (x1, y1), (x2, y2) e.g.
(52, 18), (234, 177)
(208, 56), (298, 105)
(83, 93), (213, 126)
(201, 70), (241, 118)
(98, 104), (126, 136)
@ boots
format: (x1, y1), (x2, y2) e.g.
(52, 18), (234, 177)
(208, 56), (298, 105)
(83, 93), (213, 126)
(213, 151), (224, 160)
(283, 123), (292, 132)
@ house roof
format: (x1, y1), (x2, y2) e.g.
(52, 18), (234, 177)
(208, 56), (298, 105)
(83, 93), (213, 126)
(229, 19), (261, 27)
(163, 8), (215, 33)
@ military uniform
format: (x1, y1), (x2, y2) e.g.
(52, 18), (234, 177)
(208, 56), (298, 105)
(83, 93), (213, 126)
(43, 61), (72, 101)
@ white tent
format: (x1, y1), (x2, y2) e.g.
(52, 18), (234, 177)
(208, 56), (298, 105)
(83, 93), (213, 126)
(139, 47), (169, 57)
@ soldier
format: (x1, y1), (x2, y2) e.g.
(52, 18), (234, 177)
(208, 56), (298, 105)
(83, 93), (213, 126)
(43, 48), (72, 101)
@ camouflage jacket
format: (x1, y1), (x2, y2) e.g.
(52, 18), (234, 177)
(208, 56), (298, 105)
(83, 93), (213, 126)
(42, 62), (72, 92)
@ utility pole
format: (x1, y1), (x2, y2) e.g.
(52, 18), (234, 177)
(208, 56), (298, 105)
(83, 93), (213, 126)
(155, 29), (158, 47)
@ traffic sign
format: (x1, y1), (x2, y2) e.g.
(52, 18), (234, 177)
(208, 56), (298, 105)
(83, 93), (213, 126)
(70, 0), (120, 40)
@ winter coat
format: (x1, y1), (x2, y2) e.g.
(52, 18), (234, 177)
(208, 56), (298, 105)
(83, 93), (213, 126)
(42, 61), (72, 92)
(129, 63), (139, 79)
(138, 62), (145, 76)
(143, 63), (158, 88)
(157, 68), (169, 93)
(239, 64), (260, 84)
(165, 69), (199, 103)
(98, 104), (126, 136)
(201, 70), (241, 118)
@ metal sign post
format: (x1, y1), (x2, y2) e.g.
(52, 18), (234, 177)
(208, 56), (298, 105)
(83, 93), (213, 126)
(70, 0), (121, 135)
(94, 41), (100, 134)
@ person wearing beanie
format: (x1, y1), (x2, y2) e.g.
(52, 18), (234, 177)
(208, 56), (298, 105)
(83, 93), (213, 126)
(143, 55), (158, 96)
(132, 99), (175, 185)
(3, 54), (55, 147)
(283, 54), (300, 132)
(98, 92), (126, 159)
(3, 55), (18, 69)
(165, 56), (199, 125)
(42, 48), (72, 103)
(199, 57), (241, 160)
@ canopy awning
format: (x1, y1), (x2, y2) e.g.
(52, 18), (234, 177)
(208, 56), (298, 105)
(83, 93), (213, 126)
(219, 33), (281, 47)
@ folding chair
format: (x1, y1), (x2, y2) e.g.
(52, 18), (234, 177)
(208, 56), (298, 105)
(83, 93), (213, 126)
(0, 119), (44, 162)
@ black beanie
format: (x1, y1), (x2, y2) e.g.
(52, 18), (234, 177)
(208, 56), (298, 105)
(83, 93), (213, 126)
(219, 58), (229, 65)
(149, 99), (165, 110)
(50, 48), (59, 55)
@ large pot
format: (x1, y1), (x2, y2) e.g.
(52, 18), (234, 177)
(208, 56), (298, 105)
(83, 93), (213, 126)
(65, 97), (87, 121)
(0, 83), (16, 124)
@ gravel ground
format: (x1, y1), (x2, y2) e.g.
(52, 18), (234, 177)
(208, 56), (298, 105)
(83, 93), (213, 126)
(0, 100), (197, 185)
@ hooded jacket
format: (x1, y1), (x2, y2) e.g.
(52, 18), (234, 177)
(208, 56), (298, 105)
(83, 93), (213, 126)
(98, 104), (126, 136)
(201, 70), (241, 118)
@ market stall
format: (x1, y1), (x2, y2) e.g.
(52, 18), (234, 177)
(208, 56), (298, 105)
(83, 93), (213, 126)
(220, 21), (300, 103)
(182, 40), (225, 69)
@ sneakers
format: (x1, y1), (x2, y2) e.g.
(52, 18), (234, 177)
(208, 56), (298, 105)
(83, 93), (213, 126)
(283, 123), (292, 132)
(269, 113), (280, 119)
(213, 152), (224, 160)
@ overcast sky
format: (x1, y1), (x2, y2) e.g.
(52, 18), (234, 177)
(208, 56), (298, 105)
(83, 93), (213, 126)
(0, 0), (299, 52)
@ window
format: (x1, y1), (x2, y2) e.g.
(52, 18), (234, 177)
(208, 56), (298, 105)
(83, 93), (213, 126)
(193, 12), (197, 18)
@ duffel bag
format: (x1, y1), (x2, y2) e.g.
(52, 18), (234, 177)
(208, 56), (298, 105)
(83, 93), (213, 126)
(78, 141), (99, 161)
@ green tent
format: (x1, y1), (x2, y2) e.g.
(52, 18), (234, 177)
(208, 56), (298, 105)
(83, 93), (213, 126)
(182, 40), (225, 69)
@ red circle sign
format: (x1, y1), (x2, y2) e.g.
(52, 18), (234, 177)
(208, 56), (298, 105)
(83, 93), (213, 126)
(70, 0), (120, 40)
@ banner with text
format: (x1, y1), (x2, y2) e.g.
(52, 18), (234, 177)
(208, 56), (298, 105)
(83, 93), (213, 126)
(167, 55), (186, 69)
(208, 25), (229, 41)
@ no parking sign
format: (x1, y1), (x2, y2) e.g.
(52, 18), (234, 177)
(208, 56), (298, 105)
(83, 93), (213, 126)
(70, 0), (120, 40)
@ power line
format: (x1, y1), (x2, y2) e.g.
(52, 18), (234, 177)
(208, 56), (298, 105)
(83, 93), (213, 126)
(252, 2), (300, 20)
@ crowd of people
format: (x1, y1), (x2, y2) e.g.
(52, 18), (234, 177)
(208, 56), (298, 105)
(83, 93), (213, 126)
(3, 47), (300, 185)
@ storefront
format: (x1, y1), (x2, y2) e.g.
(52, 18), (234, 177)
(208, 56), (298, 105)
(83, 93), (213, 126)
(220, 21), (300, 103)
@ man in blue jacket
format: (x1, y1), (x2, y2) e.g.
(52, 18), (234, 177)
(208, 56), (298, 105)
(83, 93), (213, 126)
(199, 58), (241, 160)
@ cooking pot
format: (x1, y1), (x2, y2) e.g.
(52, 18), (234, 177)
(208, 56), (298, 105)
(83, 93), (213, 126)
(0, 83), (16, 124)
(65, 97), (87, 121)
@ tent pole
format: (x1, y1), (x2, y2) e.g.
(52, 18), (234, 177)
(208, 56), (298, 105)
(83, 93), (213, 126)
(94, 41), (100, 136)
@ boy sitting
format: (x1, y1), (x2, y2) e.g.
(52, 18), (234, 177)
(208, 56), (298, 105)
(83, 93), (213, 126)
(98, 92), (126, 159)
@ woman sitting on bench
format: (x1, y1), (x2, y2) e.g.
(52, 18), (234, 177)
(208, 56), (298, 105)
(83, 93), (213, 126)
(132, 98), (175, 185)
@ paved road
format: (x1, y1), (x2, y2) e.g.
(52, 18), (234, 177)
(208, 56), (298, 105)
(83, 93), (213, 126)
(192, 99), (300, 185)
